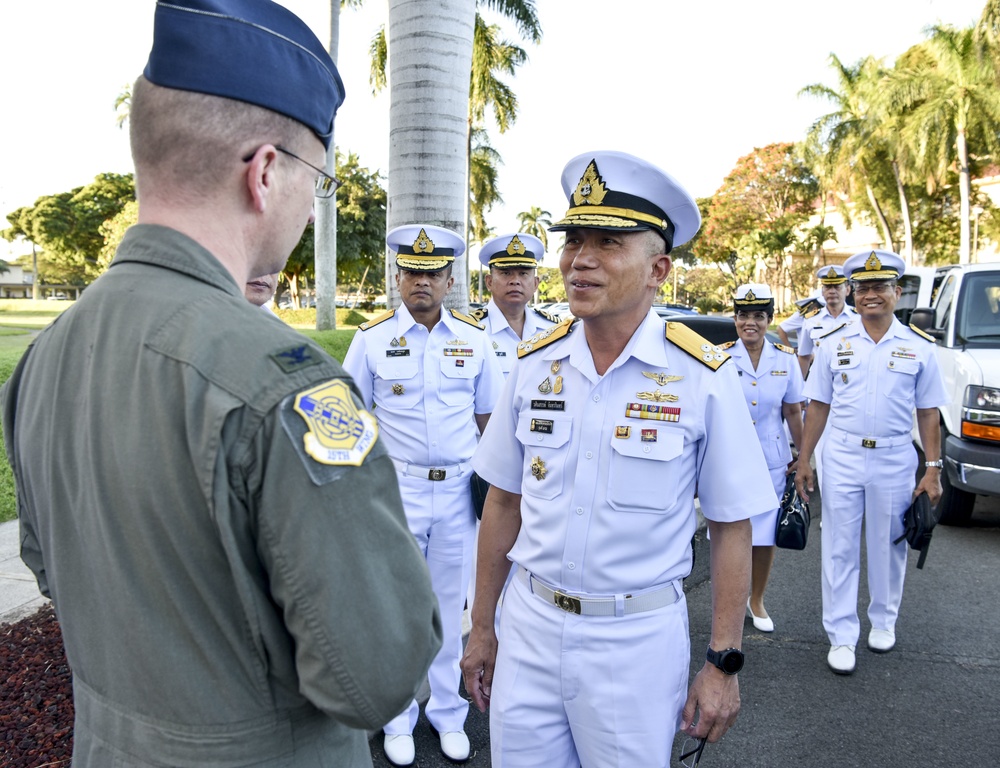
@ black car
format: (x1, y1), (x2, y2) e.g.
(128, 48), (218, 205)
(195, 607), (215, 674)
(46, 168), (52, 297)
(662, 314), (782, 347)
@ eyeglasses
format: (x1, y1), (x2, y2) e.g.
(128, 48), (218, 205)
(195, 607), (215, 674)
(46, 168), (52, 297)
(851, 281), (895, 296)
(679, 737), (707, 767)
(736, 312), (769, 322)
(242, 145), (341, 198)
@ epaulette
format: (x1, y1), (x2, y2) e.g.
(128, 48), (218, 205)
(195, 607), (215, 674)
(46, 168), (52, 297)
(517, 317), (574, 358)
(470, 307), (488, 322)
(359, 309), (396, 331)
(818, 321), (847, 339)
(718, 340), (737, 350)
(774, 343), (796, 354)
(803, 307), (822, 319)
(798, 300), (820, 316)
(450, 308), (484, 329)
(532, 307), (562, 324)
(909, 324), (936, 343)
(664, 321), (729, 370)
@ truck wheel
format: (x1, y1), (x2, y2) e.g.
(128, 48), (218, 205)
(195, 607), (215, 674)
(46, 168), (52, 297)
(935, 437), (976, 526)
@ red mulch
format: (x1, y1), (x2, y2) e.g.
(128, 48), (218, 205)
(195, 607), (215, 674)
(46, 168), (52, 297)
(0, 604), (74, 767)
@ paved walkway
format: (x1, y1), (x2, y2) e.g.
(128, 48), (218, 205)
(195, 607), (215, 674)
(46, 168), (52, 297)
(0, 518), (48, 624)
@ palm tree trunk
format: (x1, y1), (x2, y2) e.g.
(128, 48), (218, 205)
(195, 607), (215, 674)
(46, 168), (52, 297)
(315, 1), (341, 330)
(386, 0), (477, 311)
(956, 127), (972, 265)
(891, 161), (914, 261)
(865, 182), (894, 252)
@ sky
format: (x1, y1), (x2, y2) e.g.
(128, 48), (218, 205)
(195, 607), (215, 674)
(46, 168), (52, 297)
(0, 0), (990, 265)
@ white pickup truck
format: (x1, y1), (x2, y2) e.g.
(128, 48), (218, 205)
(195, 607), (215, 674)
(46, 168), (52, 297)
(911, 263), (1000, 525)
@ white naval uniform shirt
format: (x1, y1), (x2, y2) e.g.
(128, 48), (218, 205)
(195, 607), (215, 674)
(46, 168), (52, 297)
(472, 311), (778, 594)
(797, 305), (860, 358)
(804, 317), (948, 436)
(728, 339), (805, 469)
(480, 299), (557, 378)
(778, 308), (807, 337)
(343, 305), (504, 465)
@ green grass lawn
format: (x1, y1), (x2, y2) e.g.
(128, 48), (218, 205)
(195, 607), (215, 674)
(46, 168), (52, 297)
(0, 308), (370, 524)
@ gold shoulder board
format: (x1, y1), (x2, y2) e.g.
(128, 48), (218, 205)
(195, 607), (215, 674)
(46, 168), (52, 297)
(664, 321), (730, 370)
(359, 309), (396, 331)
(470, 307), (488, 322)
(718, 340), (737, 350)
(517, 317), (574, 358)
(804, 307), (821, 319)
(774, 343), (796, 354)
(450, 308), (485, 329)
(532, 307), (562, 324)
(818, 321), (847, 340)
(909, 323), (936, 342)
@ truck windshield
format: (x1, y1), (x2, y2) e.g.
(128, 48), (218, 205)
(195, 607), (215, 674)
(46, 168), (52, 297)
(956, 272), (1000, 343)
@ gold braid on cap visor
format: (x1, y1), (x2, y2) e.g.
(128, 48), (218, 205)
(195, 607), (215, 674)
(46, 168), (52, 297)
(560, 206), (669, 230)
(490, 255), (538, 267)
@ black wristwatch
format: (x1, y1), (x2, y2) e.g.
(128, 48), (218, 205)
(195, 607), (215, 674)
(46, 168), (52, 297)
(706, 646), (745, 675)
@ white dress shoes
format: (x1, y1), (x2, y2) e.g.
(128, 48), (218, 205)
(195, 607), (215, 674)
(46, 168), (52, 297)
(746, 600), (774, 632)
(868, 628), (896, 653)
(827, 644), (857, 674)
(437, 729), (471, 762)
(383, 733), (415, 766)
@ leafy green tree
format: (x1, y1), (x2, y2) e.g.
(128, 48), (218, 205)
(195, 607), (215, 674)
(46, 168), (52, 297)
(335, 150), (387, 292)
(536, 266), (565, 302)
(468, 128), (503, 243)
(516, 206), (552, 250)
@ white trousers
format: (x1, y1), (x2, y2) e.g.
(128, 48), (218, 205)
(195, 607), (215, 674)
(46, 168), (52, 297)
(383, 471), (475, 735)
(820, 436), (915, 646)
(490, 574), (689, 768)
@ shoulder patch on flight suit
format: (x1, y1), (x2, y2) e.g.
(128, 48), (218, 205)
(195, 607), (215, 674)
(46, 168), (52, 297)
(718, 340), (736, 350)
(517, 317), (574, 358)
(449, 308), (484, 329)
(774, 343), (796, 354)
(359, 309), (396, 331)
(280, 379), (380, 485)
(819, 321), (848, 339)
(270, 344), (322, 374)
(803, 307), (821, 319)
(532, 307), (562, 324)
(909, 324), (936, 343)
(664, 321), (729, 370)
(470, 307), (488, 322)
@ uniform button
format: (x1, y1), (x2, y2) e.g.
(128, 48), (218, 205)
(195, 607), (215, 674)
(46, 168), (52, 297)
(643, 445), (651, 453)
(567, 562), (576, 570)
(576, 507), (584, 515)
(751, 400), (757, 406)
(585, 451), (593, 459)
(593, 395), (601, 402)
(751, 381), (757, 387)
(537, 435), (543, 442)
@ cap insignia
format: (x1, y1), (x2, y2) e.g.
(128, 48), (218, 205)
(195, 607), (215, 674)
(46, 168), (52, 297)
(826, 267), (837, 278)
(507, 235), (526, 256)
(572, 160), (608, 206)
(744, 289), (757, 302)
(412, 228), (436, 254)
(865, 251), (882, 272)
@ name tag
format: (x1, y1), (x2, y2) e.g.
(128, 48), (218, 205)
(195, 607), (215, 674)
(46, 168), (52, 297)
(771, 370), (787, 376)
(386, 349), (410, 357)
(531, 399), (565, 411)
(530, 418), (554, 434)
(838, 358), (852, 366)
(494, 351), (507, 357)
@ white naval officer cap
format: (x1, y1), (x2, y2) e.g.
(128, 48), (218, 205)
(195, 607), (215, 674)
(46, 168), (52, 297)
(478, 233), (545, 269)
(816, 264), (848, 285)
(548, 151), (701, 252)
(843, 249), (905, 282)
(733, 283), (775, 313)
(387, 225), (466, 272)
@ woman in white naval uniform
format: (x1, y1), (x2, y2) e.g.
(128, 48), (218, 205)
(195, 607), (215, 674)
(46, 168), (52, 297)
(724, 284), (804, 632)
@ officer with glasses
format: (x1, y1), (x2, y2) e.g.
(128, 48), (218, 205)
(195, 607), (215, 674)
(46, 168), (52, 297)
(796, 249), (947, 676)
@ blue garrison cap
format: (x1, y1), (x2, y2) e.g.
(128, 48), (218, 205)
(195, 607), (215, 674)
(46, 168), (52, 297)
(143, 0), (345, 149)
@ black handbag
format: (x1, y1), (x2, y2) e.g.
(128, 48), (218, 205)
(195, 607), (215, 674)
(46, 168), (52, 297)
(471, 472), (490, 521)
(775, 471), (810, 550)
(893, 492), (935, 569)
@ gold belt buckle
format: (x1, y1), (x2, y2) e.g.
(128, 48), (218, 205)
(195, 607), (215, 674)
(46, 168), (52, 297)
(862, 438), (877, 449)
(553, 591), (582, 614)
(428, 468), (447, 481)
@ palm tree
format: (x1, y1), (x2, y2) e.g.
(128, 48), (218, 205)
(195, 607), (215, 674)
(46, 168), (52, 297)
(883, 24), (1000, 264)
(468, 127), (503, 244)
(516, 206), (552, 250)
(801, 55), (897, 252)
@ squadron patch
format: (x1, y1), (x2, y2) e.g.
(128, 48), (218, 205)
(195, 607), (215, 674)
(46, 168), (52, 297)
(293, 380), (378, 466)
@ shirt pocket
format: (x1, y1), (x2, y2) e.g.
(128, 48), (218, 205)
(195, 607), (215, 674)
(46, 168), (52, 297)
(438, 356), (480, 406)
(607, 427), (684, 513)
(515, 412), (572, 501)
(829, 354), (861, 402)
(762, 429), (791, 467)
(375, 359), (421, 409)
(886, 357), (919, 400)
